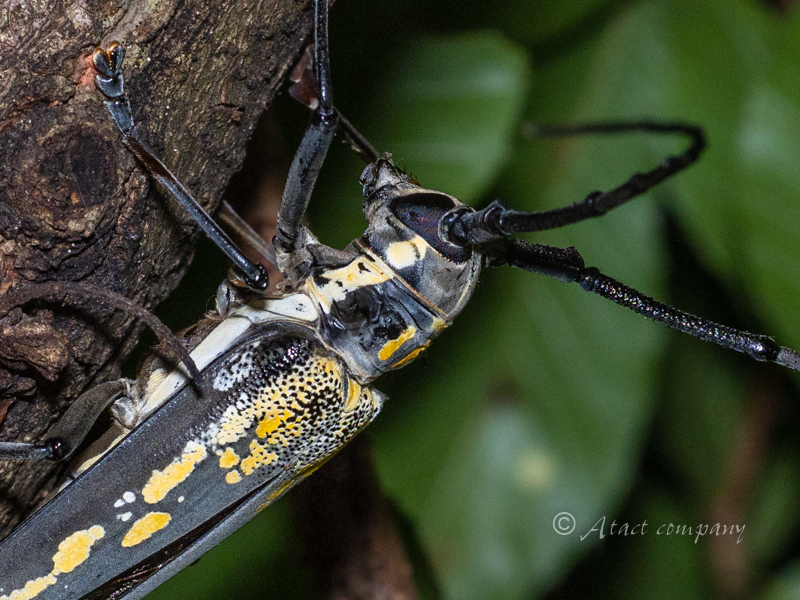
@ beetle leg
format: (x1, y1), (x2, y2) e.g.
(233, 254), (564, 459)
(441, 121), (705, 247)
(92, 44), (269, 291)
(275, 0), (339, 253)
(289, 45), (379, 164)
(0, 380), (133, 461)
(485, 238), (800, 371)
(217, 200), (279, 271)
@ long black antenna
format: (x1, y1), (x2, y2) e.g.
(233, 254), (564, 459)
(443, 122), (705, 247)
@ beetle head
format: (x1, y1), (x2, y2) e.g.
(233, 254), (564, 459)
(359, 156), (483, 321)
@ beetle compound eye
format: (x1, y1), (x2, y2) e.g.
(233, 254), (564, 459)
(391, 193), (472, 263)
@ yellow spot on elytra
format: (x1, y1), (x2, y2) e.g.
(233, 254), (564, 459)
(260, 458), (331, 511)
(343, 380), (362, 412)
(218, 447), (240, 469)
(216, 410), (250, 445)
(378, 326), (417, 361)
(240, 440), (278, 476)
(142, 441), (207, 504)
(392, 341), (430, 369)
(0, 574), (58, 600)
(226, 470), (242, 484)
(51, 526), (105, 574)
(1, 526), (105, 600)
(263, 480), (294, 505)
(385, 238), (426, 269)
(255, 407), (290, 438)
(121, 512), (171, 547)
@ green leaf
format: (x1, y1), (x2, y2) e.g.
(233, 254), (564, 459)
(368, 31), (531, 200)
(759, 563), (800, 600)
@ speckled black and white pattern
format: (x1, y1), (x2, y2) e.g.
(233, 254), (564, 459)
(0, 332), (383, 600)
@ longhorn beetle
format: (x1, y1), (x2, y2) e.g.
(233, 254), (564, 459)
(1, 0), (799, 598)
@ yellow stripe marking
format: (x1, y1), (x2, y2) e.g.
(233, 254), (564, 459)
(0, 526), (105, 600)
(142, 441), (207, 504)
(392, 341), (430, 369)
(0, 575), (57, 600)
(343, 380), (362, 412)
(306, 256), (392, 311)
(52, 526), (105, 574)
(378, 326), (417, 361)
(121, 512), (171, 548)
(226, 470), (242, 484)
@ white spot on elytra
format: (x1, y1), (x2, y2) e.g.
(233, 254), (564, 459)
(178, 496), (185, 503)
(114, 499), (125, 508)
(123, 491), (136, 503)
(213, 346), (257, 391)
(117, 512), (133, 522)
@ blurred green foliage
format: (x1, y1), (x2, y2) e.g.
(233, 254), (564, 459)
(148, 0), (800, 598)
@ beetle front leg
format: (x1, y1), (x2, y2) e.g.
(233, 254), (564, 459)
(92, 44), (269, 291)
(275, 0), (339, 253)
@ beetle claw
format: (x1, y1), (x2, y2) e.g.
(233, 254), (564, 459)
(92, 42), (125, 99)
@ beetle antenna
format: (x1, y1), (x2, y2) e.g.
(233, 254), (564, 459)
(487, 238), (800, 372)
(442, 121), (705, 247)
(91, 43), (269, 292)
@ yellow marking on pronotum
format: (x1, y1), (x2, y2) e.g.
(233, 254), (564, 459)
(121, 512), (172, 548)
(307, 256), (392, 310)
(240, 440), (278, 476)
(226, 470), (242, 484)
(378, 326), (417, 361)
(392, 341), (431, 369)
(142, 441), (207, 504)
(218, 447), (240, 469)
(0, 526), (105, 600)
(385, 237), (427, 269)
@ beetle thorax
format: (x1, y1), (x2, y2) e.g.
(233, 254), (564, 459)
(294, 157), (483, 383)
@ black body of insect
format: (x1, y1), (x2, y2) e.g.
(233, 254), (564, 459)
(0, 0), (799, 598)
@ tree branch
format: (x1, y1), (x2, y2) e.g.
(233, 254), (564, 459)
(0, 0), (315, 536)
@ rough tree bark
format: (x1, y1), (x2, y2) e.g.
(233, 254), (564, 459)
(0, 0), (316, 537)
